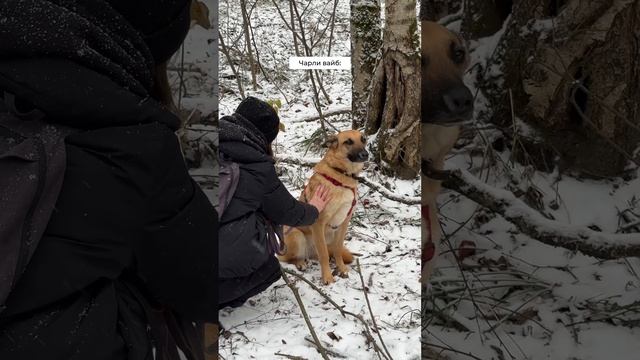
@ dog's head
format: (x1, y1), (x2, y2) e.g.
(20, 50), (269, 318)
(421, 21), (474, 126)
(325, 130), (369, 165)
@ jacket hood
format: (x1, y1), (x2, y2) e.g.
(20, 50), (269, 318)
(219, 116), (273, 164)
(0, 0), (155, 96)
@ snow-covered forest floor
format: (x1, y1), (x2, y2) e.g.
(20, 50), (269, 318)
(218, 1), (421, 359)
(169, 0), (218, 203)
(423, 16), (640, 360)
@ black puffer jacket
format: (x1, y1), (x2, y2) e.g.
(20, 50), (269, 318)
(218, 115), (317, 307)
(0, 62), (218, 360)
(0, 1), (217, 359)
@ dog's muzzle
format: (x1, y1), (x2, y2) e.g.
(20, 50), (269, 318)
(348, 150), (369, 163)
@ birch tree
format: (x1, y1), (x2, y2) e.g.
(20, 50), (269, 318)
(351, 0), (382, 129)
(365, 0), (421, 179)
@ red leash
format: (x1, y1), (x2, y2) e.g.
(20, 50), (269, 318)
(422, 205), (435, 263)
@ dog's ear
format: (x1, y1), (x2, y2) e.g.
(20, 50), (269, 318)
(324, 134), (339, 149)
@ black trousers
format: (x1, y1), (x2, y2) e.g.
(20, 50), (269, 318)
(218, 256), (281, 309)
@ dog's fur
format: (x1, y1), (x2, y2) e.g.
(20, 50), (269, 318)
(421, 21), (473, 283)
(279, 130), (368, 285)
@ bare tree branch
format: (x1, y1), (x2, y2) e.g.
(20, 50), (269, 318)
(355, 259), (394, 360)
(280, 267), (330, 360)
(440, 167), (640, 259)
(282, 268), (389, 360)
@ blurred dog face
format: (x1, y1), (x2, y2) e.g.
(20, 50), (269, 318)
(421, 21), (474, 125)
(326, 130), (369, 163)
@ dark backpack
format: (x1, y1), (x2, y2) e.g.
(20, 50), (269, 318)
(216, 152), (240, 219)
(216, 152), (284, 255)
(0, 92), (74, 314)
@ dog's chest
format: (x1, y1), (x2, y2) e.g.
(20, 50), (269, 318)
(326, 187), (356, 228)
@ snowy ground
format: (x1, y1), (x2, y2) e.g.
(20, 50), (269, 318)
(168, 0), (218, 202)
(423, 16), (640, 360)
(218, 1), (421, 359)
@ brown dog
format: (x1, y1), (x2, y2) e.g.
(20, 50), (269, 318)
(279, 130), (368, 285)
(421, 21), (474, 283)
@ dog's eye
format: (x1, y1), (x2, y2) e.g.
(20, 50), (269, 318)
(361, 136), (367, 144)
(451, 43), (466, 64)
(344, 139), (354, 145)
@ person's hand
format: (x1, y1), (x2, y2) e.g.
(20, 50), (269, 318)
(308, 184), (332, 213)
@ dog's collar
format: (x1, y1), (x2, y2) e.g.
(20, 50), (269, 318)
(318, 172), (356, 190)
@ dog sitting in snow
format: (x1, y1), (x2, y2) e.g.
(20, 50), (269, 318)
(278, 130), (368, 285)
(421, 21), (474, 283)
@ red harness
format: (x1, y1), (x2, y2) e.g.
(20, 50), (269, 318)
(422, 205), (435, 263)
(318, 172), (357, 218)
(286, 172), (357, 235)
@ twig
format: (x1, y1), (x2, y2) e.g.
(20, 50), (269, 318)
(275, 353), (308, 360)
(355, 259), (394, 360)
(355, 176), (421, 205)
(290, 107), (352, 123)
(281, 268), (389, 360)
(280, 267), (330, 360)
(218, 29), (245, 99)
(303, 337), (348, 359)
(422, 342), (484, 360)
(569, 85), (640, 167)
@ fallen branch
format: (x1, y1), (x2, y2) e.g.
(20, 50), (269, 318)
(275, 353), (309, 360)
(280, 267), (330, 360)
(281, 268), (389, 360)
(277, 155), (421, 205)
(303, 337), (348, 359)
(422, 341), (483, 360)
(421, 341), (452, 360)
(356, 176), (421, 205)
(289, 107), (352, 123)
(441, 167), (640, 259)
(355, 259), (394, 360)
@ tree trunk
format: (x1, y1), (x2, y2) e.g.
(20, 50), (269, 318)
(365, 0), (421, 179)
(351, 0), (382, 130)
(419, 0), (462, 21)
(240, 0), (258, 91)
(289, 0), (301, 56)
(477, 0), (640, 177)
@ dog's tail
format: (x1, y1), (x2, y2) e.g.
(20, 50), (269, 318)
(342, 247), (354, 264)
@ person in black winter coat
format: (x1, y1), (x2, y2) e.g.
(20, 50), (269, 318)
(0, 1), (217, 359)
(218, 97), (330, 308)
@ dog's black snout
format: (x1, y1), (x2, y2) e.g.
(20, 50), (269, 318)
(358, 150), (369, 161)
(442, 85), (473, 118)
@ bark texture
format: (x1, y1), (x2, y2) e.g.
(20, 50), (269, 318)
(351, 0), (382, 129)
(365, 0), (421, 179)
(477, 0), (640, 177)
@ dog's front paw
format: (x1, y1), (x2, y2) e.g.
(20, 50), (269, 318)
(333, 266), (350, 278)
(294, 259), (308, 271)
(321, 271), (335, 285)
